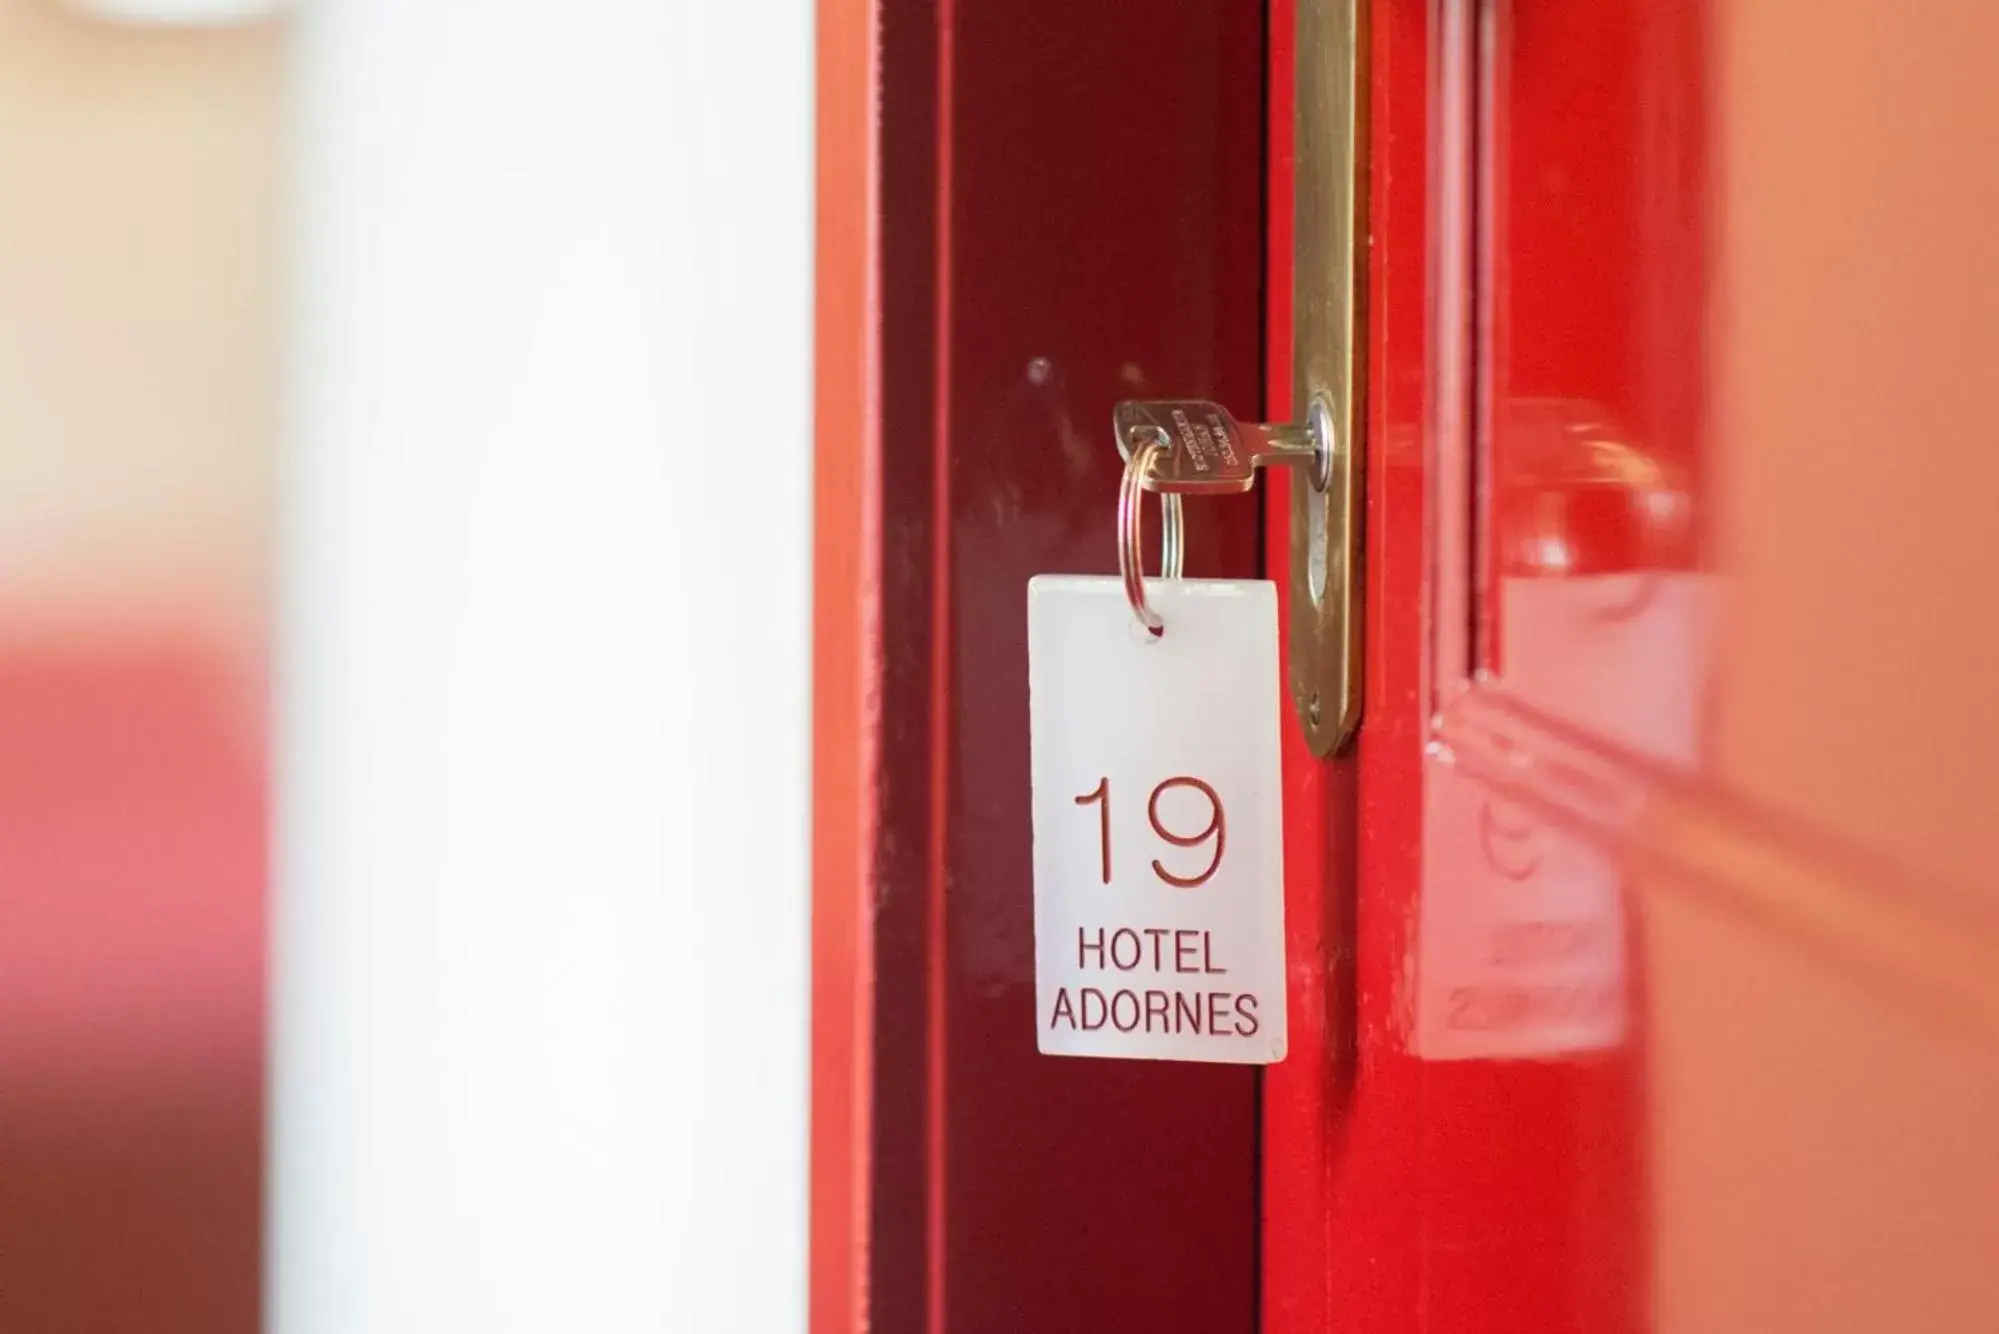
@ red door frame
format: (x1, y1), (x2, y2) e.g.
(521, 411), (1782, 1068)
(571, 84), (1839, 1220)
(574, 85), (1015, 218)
(813, 1), (1270, 1330)
(1265, 2), (1701, 1330)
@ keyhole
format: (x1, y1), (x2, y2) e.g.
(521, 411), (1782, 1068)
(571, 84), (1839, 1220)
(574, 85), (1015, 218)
(1305, 395), (1335, 606)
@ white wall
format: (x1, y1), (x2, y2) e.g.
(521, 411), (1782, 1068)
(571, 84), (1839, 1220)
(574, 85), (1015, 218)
(272, 4), (812, 1332)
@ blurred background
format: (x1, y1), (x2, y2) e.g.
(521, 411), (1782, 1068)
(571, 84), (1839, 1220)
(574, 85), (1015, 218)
(0, 2), (810, 1330)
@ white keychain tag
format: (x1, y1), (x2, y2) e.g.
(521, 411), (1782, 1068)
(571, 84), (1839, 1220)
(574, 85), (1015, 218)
(1027, 576), (1287, 1064)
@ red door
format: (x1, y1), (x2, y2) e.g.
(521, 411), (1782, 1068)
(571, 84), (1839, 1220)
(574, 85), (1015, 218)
(1266, 2), (1999, 1332)
(816, 1), (1999, 1330)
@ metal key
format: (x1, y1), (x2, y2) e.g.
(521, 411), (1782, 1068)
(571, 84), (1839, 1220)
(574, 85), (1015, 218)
(1114, 398), (1331, 496)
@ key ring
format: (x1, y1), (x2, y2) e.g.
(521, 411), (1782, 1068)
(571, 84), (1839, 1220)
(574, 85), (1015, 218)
(1118, 437), (1184, 636)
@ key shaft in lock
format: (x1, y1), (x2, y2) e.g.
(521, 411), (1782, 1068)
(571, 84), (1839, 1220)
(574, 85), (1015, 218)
(1114, 399), (1330, 496)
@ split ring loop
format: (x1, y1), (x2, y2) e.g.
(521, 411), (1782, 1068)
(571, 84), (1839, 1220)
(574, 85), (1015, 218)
(1117, 438), (1185, 636)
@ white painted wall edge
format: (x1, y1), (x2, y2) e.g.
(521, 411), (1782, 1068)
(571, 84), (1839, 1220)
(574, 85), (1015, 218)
(271, 4), (813, 1331)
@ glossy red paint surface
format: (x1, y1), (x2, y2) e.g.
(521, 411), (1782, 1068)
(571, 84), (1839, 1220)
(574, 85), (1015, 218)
(829, 1), (1999, 1327)
(810, 3), (875, 1331)
(1265, 2), (1701, 1330)
(1260, 3), (1352, 1329)
(813, 1), (1269, 1329)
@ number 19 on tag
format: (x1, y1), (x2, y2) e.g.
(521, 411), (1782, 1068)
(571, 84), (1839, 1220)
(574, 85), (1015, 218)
(1027, 576), (1287, 1064)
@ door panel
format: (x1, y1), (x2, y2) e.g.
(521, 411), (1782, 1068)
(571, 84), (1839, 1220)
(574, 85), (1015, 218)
(1265, 1), (1999, 1332)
